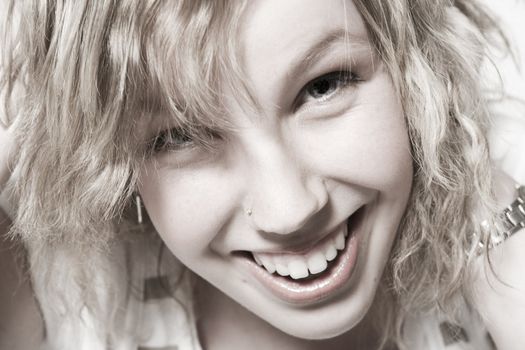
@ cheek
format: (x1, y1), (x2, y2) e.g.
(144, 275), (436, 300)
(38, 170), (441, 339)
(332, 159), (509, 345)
(138, 165), (238, 259)
(300, 77), (413, 195)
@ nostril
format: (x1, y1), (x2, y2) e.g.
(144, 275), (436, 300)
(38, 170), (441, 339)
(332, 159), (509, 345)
(252, 210), (313, 236)
(309, 177), (329, 211)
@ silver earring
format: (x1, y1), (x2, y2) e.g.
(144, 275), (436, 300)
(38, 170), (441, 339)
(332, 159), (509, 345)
(245, 207), (253, 216)
(136, 194), (143, 224)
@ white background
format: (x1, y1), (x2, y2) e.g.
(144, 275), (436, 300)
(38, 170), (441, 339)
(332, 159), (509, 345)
(483, 0), (525, 183)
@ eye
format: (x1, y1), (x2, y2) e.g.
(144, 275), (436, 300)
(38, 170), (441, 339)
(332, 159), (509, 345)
(297, 70), (360, 107)
(151, 127), (194, 153)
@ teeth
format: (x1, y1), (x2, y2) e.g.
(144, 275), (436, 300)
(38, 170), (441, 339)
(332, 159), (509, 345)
(275, 262), (290, 276)
(307, 252), (328, 274)
(324, 244), (337, 261)
(254, 254), (276, 274)
(288, 260), (309, 279)
(253, 254), (263, 266)
(334, 232), (345, 250)
(251, 226), (347, 280)
(262, 261), (276, 274)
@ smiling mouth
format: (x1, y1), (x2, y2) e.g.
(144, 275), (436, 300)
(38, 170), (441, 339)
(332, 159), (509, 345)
(236, 206), (365, 304)
(249, 221), (349, 281)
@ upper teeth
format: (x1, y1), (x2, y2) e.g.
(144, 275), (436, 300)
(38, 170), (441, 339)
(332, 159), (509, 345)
(252, 228), (347, 280)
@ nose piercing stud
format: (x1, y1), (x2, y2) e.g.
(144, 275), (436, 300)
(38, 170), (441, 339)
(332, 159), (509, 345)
(245, 208), (253, 216)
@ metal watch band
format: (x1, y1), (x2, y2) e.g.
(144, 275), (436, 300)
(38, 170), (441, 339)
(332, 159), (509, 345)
(474, 185), (525, 253)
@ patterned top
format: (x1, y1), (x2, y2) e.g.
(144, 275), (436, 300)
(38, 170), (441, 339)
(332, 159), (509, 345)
(113, 239), (203, 350)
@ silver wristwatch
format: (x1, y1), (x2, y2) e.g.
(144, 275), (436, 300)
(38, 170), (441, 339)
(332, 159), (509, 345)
(474, 185), (525, 253)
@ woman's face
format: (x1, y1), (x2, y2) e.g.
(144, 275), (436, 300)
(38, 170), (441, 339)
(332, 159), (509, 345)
(139, 0), (413, 339)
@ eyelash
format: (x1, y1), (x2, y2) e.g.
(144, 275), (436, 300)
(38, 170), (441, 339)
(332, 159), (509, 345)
(151, 128), (194, 154)
(150, 70), (360, 155)
(295, 70), (360, 108)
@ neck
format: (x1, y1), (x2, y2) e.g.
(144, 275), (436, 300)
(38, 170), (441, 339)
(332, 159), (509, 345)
(193, 274), (388, 350)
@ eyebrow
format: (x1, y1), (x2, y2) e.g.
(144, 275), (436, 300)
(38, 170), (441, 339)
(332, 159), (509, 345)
(287, 28), (368, 81)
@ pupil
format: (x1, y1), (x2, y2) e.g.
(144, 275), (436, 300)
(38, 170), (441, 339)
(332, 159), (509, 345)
(313, 79), (331, 95)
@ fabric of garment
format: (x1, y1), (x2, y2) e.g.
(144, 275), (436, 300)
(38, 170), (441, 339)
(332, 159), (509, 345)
(403, 312), (496, 350)
(36, 236), (203, 350)
(123, 238), (203, 350)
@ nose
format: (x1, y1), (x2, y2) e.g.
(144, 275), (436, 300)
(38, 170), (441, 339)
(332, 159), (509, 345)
(244, 140), (328, 235)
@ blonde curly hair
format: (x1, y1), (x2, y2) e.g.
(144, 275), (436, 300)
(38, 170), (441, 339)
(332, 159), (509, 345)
(0, 0), (508, 348)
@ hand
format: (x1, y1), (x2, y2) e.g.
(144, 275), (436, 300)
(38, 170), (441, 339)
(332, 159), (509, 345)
(470, 171), (525, 350)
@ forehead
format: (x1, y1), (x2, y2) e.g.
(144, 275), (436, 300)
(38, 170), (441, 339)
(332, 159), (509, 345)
(241, 0), (367, 49)
(238, 0), (369, 107)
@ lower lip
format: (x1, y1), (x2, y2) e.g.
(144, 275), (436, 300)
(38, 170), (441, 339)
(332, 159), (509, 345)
(239, 209), (364, 305)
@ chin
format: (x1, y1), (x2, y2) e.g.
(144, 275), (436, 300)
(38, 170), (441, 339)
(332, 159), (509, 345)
(232, 203), (392, 341)
(269, 293), (375, 340)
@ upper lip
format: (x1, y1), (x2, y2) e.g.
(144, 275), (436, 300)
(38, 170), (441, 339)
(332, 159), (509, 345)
(244, 205), (364, 256)
(251, 223), (344, 255)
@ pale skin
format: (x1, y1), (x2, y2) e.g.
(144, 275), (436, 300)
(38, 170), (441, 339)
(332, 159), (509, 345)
(0, 1), (524, 349)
